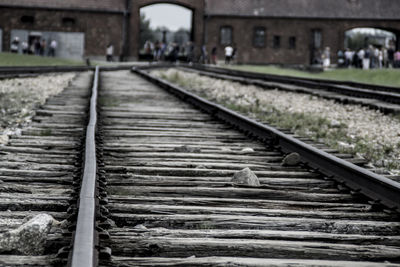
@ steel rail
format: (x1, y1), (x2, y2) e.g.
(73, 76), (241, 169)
(0, 65), (138, 76)
(0, 66), (93, 74)
(133, 67), (400, 213)
(68, 66), (100, 267)
(189, 64), (400, 94)
(0, 73), (41, 80)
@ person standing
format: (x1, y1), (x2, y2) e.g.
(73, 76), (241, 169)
(232, 45), (237, 63)
(48, 40), (57, 57)
(224, 45), (233, 64)
(211, 46), (217, 65)
(357, 49), (365, 68)
(173, 44), (180, 63)
(382, 47), (388, 68)
(344, 49), (351, 67)
(337, 49), (344, 67)
(388, 45), (395, 68)
(362, 46), (371, 70)
(200, 45), (208, 64)
(106, 43), (114, 62)
(394, 50), (400, 68)
(154, 40), (161, 61)
(160, 42), (166, 61)
(21, 41), (28, 54)
(352, 50), (359, 68)
(371, 46), (379, 69)
(378, 48), (383, 69)
(10, 37), (20, 53)
(187, 42), (194, 63)
(322, 47), (330, 69)
(34, 38), (41, 55)
(39, 39), (46, 56)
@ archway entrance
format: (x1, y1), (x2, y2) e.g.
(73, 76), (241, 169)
(344, 27), (397, 50)
(343, 27), (398, 68)
(129, 0), (204, 61)
(139, 3), (193, 61)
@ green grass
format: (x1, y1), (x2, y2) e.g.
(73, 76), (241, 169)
(0, 52), (84, 66)
(225, 65), (400, 88)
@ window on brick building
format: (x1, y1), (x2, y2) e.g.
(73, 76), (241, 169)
(289, 36), (296, 49)
(273, 35), (280, 48)
(311, 29), (323, 64)
(312, 29), (322, 49)
(220, 26), (232, 45)
(253, 27), (266, 48)
(62, 17), (76, 27)
(20, 16), (34, 24)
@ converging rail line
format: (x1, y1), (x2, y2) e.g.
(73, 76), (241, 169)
(0, 66), (400, 266)
(176, 64), (400, 114)
(188, 64), (400, 94)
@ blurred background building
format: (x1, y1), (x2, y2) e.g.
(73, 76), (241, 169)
(0, 0), (399, 64)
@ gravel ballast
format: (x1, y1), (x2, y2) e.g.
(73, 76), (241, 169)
(152, 68), (400, 175)
(0, 73), (76, 145)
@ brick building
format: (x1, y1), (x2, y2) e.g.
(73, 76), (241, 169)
(0, 0), (399, 64)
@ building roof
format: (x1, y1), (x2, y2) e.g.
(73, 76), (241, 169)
(0, 0), (399, 19)
(205, 0), (400, 20)
(0, 0), (125, 12)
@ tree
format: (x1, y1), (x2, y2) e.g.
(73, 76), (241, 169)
(139, 13), (155, 50)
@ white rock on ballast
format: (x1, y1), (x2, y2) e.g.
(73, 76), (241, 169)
(282, 152), (301, 166)
(231, 167), (260, 187)
(0, 214), (55, 255)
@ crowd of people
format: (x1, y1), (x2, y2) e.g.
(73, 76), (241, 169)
(136, 40), (237, 65)
(138, 40), (208, 63)
(10, 36), (57, 57)
(338, 45), (400, 69)
(138, 40), (400, 70)
(10, 34), (400, 70)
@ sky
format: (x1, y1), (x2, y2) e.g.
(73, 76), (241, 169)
(140, 4), (192, 31)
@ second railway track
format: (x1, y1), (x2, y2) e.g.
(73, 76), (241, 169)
(1, 67), (400, 266)
(0, 71), (92, 266)
(177, 65), (400, 114)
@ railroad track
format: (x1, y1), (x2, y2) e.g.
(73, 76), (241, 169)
(0, 67), (399, 266)
(0, 66), (92, 80)
(0, 70), (92, 266)
(175, 64), (400, 114)
(187, 64), (400, 94)
(0, 65), (140, 80)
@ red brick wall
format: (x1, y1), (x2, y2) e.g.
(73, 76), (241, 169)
(0, 7), (124, 56)
(0, 0), (125, 12)
(206, 16), (400, 65)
